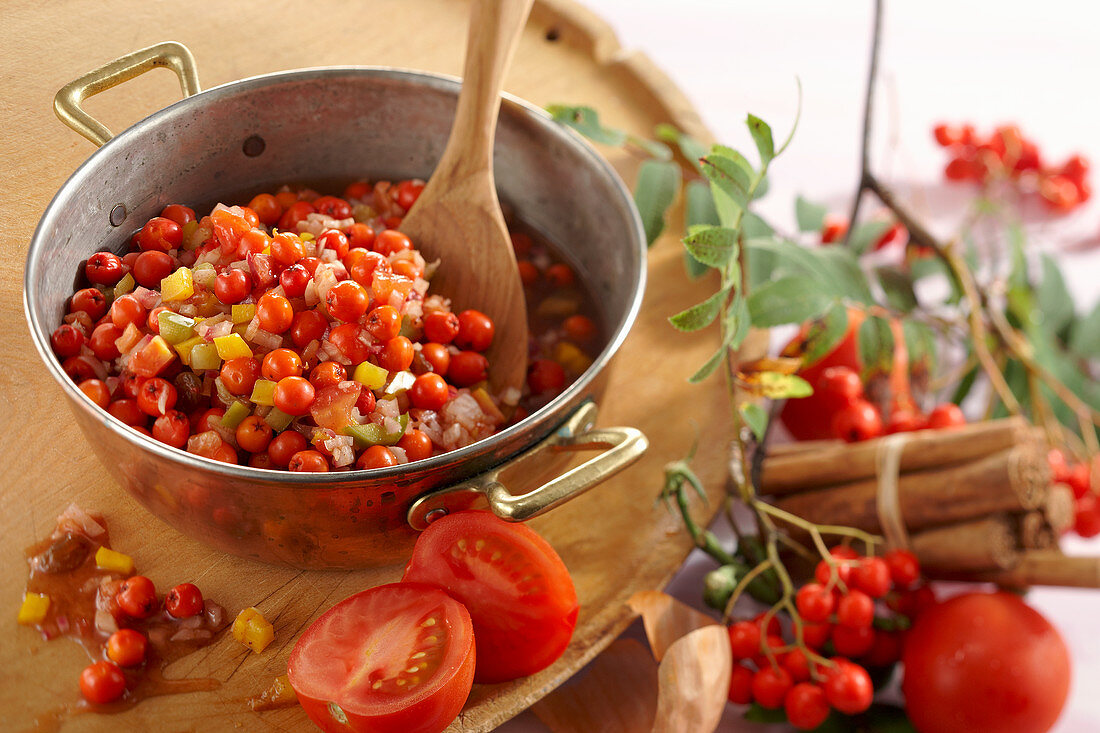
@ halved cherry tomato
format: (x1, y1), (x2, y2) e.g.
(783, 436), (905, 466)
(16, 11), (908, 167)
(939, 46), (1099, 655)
(402, 511), (578, 683)
(288, 582), (475, 733)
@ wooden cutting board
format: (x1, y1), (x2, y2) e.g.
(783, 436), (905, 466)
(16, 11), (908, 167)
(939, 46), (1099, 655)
(0, 1), (740, 729)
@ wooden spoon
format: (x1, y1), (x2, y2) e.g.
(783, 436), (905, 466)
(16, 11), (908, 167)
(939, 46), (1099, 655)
(400, 0), (533, 397)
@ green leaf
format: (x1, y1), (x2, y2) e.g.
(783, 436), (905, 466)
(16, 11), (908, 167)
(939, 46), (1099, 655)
(1070, 299), (1100, 358)
(688, 343), (726, 383)
(701, 148), (753, 206)
(795, 195), (827, 232)
(668, 285), (730, 332)
(752, 173), (770, 200)
(688, 295), (749, 383)
(748, 276), (833, 327)
(627, 135), (672, 161)
(864, 703), (919, 733)
(709, 180), (742, 228)
(701, 160), (749, 207)
(746, 113), (775, 163)
(950, 364), (979, 406)
(725, 293), (751, 351)
(1037, 254), (1074, 333)
(545, 105), (627, 146)
(683, 226), (738, 269)
(746, 238), (778, 290)
(858, 315), (895, 375)
(847, 220), (891, 256)
(815, 246), (875, 304)
(877, 266), (919, 312)
(910, 256), (962, 305)
(1006, 222), (1034, 320)
(633, 159), (681, 246)
(745, 237), (827, 282)
(654, 123), (707, 174)
(902, 319), (936, 371)
(802, 303), (850, 368)
(740, 403), (768, 441)
(683, 180), (720, 279)
(743, 703), (787, 724)
(742, 212), (773, 239)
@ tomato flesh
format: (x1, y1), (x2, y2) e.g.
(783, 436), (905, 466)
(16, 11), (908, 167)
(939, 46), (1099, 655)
(402, 511), (578, 683)
(288, 582), (474, 733)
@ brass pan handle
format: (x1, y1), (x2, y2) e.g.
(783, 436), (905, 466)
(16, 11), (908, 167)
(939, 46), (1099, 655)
(408, 402), (648, 529)
(54, 41), (200, 147)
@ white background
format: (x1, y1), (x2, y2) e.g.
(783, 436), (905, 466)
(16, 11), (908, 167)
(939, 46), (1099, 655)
(506, 1), (1100, 731)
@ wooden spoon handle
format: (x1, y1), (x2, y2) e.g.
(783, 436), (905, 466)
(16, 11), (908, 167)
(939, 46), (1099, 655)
(440, 0), (534, 180)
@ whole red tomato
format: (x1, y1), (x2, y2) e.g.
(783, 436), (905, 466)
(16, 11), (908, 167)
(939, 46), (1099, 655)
(902, 591), (1070, 733)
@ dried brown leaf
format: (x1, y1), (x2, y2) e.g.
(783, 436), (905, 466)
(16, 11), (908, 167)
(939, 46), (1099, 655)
(531, 639), (658, 733)
(737, 356), (802, 375)
(652, 625), (732, 733)
(628, 590), (716, 662)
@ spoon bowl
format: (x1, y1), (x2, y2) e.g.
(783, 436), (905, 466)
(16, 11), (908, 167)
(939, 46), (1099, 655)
(400, 0), (534, 397)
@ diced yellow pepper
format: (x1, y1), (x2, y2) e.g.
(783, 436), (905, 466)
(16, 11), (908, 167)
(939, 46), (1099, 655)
(250, 379), (277, 406)
(300, 232), (314, 241)
(181, 220), (200, 250)
(471, 387), (506, 424)
(95, 546), (135, 575)
(175, 335), (206, 365)
(232, 607), (274, 654)
(113, 272), (135, 298)
(214, 333), (253, 360)
(17, 593), (50, 625)
(553, 341), (593, 375)
(231, 304), (257, 324)
(190, 343), (222, 371)
(353, 361), (388, 390)
(161, 267), (195, 302)
(261, 246), (271, 255)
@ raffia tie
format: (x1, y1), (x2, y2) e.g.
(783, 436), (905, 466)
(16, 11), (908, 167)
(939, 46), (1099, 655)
(874, 432), (912, 551)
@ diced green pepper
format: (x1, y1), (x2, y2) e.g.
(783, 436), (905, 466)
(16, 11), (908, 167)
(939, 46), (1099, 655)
(398, 316), (419, 340)
(353, 361), (389, 390)
(264, 408), (293, 432)
(221, 401), (251, 430)
(190, 343), (222, 371)
(113, 272), (135, 298)
(251, 379), (276, 406)
(341, 414), (409, 448)
(158, 311), (196, 345)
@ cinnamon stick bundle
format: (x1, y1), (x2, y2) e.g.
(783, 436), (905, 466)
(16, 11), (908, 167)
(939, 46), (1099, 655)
(1013, 511), (1054, 550)
(770, 444), (1049, 535)
(760, 417), (1030, 496)
(909, 515), (1020, 572)
(1045, 485), (1075, 535)
(930, 551), (1100, 588)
